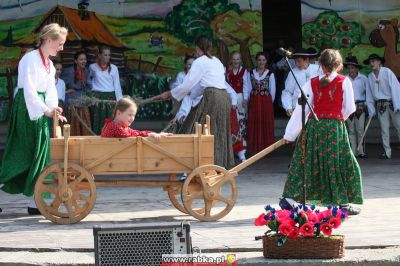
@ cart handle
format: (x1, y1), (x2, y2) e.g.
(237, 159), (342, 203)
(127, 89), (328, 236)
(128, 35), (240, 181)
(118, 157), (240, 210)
(229, 139), (285, 174)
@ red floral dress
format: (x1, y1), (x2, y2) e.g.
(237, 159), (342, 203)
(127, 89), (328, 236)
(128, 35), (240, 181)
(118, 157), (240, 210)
(101, 120), (153, 138)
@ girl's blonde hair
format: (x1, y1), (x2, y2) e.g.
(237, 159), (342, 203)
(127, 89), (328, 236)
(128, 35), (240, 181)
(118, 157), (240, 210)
(36, 23), (68, 47)
(319, 49), (343, 73)
(113, 96), (138, 119)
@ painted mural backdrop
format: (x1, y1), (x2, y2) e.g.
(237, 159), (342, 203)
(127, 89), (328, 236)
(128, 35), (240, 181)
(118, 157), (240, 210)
(0, 0), (262, 121)
(301, 0), (400, 77)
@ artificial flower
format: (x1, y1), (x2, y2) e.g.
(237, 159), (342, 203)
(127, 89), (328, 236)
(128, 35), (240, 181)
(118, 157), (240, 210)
(289, 227), (300, 239)
(320, 222), (333, 236)
(300, 222), (315, 236)
(328, 217), (342, 229)
(278, 223), (293, 236)
(254, 213), (268, 226)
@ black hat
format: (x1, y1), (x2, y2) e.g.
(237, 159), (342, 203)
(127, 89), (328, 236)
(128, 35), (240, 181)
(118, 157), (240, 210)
(363, 54), (385, 65)
(344, 56), (362, 69)
(306, 47), (319, 57)
(291, 48), (315, 58)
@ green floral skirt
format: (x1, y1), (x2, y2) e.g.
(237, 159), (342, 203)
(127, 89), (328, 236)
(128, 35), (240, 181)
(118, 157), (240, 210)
(89, 91), (116, 135)
(282, 118), (363, 205)
(0, 90), (50, 196)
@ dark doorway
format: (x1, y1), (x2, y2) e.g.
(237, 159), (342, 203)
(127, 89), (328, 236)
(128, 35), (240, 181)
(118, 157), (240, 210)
(262, 0), (302, 117)
(262, 0), (302, 52)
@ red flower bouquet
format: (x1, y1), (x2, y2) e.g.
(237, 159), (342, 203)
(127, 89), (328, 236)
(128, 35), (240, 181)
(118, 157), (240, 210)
(255, 204), (347, 246)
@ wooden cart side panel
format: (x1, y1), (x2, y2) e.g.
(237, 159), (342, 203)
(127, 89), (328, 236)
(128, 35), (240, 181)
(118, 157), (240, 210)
(49, 135), (214, 174)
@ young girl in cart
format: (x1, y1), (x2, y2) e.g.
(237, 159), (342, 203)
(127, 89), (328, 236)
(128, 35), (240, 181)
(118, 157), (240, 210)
(101, 96), (170, 140)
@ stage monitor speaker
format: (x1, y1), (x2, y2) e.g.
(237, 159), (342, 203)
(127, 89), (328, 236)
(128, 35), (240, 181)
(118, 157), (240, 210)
(93, 222), (191, 266)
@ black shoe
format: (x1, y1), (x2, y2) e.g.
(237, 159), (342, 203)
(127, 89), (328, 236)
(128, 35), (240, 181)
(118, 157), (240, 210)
(0, 207), (2, 213)
(357, 154), (368, 159)
(27, 207), (41, 215)
(379, 153), (390, 159)
(341, 205), (361, 216)
(279, 198), (294, 210)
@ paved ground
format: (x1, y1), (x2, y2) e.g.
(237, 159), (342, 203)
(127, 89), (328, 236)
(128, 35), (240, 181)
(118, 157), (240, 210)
(0, 144), (399, 265)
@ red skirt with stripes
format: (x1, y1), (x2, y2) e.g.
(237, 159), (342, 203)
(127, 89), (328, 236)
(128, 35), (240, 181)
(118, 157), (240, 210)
(247, 94), (275, 153)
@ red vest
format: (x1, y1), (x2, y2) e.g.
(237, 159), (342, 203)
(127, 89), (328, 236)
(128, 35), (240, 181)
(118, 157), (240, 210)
(311, 74), (346, 120)
(226, 67), (246, 93)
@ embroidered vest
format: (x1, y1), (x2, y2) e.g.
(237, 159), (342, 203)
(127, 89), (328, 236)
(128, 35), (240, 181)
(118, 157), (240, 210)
(311, 74), (346, 120)
(226, 67), (246, 93)
(250, 69), (272, 96)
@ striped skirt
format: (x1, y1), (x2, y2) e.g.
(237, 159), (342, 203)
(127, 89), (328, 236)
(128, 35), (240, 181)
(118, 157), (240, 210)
(177, 88), (234, 169)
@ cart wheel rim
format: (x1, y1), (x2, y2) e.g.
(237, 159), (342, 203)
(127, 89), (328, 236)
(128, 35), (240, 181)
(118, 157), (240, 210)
(167, 174), (188, 214)
(181, 165), (237, 221)
(34, 162), (96, 224)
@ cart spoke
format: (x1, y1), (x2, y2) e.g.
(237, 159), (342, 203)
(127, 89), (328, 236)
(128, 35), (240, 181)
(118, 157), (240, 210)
(50, 197), (62, 210)
(56, 165), (63, 186)
(65, 199), (74, 218)
(76, 193), (90, 203)
(40, 186), (58, 195)
(209, 175), (227, 189)
(204, 200), (212, 217)
(186, 191), (203, 202)
(72, 199), (83, 212)
(214, 193), (232, 205)
(70, 174), (86, 187)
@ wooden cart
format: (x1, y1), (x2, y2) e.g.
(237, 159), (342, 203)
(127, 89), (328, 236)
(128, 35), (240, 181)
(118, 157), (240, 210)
(35, 116), (284, 224)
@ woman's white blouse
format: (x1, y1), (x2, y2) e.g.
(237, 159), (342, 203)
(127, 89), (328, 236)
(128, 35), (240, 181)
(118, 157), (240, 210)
(89, 63), (123, 100)
(171, 55), (227, 101)
(15, 49), (58, 120)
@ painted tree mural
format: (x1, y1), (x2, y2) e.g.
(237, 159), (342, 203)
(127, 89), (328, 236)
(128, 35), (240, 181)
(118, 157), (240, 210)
(165, 0), (240, 44)
(210, 10), (262, 68)
(303, 11), (364, 49)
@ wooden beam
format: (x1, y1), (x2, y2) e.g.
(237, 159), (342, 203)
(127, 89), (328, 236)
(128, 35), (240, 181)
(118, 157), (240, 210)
(85, 140), (137, 171)
(141, 138), (194, 170)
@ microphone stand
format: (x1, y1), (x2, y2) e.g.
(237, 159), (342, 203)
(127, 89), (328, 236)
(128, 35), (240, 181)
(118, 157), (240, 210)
(283, 55), (319, 206)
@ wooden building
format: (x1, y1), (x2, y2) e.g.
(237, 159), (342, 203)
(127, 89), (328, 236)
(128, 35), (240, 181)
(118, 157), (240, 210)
(16, 5), (130, 70)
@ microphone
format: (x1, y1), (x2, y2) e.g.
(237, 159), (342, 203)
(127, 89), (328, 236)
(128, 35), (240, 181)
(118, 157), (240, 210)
(276, 47), (292, 57)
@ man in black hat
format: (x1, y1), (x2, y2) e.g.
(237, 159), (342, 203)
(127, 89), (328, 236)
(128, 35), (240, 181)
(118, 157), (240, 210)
(344, 56), (369, 158)
(281, 48), (322, 116)
(365, 53), (400, 159)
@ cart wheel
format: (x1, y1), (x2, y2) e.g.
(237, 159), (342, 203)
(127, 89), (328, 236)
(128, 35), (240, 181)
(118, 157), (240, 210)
(167, 174), (187, 214)
(181, 165), (237, 221)
(34, 162), (96, 224)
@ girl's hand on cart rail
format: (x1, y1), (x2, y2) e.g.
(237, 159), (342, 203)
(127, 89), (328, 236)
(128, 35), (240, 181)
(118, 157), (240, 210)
(149, 132), (172, 142)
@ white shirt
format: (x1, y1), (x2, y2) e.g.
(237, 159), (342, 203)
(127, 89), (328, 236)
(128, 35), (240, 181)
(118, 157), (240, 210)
(366, 67), (400, 116)
(89, 63), (123, 100)
(348, 73), (368, 102)
(15, 49), (58, 120)
(171, 55), (227, 101)
(171, 71), (186, 90)
(55, 77), (66, 102)
(284, 72), (356, 141)
(175, 95), (197, 121)
(245, 69), (276, 102)
(281, 63), (321, 111)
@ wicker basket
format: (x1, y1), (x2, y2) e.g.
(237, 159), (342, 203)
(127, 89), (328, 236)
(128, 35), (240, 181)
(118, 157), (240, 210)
(263, 235), (344, 259)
